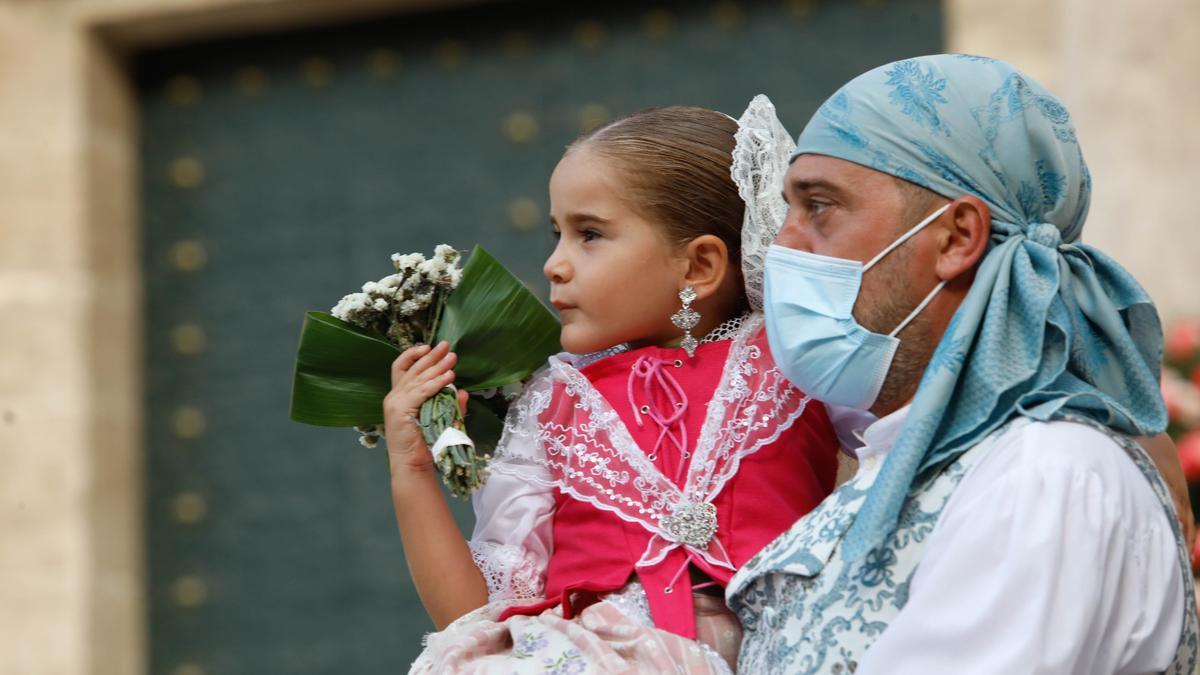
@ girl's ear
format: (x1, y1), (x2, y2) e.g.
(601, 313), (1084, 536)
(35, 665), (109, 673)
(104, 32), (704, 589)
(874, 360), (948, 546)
(681, 234), (730, 299)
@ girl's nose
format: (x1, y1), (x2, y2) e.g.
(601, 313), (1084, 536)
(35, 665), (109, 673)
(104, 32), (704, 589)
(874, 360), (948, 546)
(543, 244), (570, 284)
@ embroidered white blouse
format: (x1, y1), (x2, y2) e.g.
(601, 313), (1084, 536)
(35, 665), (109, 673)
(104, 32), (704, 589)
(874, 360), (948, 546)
(853, 407), (1185, 674)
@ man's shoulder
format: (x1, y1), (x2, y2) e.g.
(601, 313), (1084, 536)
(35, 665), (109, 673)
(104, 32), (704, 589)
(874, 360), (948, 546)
(963, 417), (1163, 516)
(986, 417), (1132, 467)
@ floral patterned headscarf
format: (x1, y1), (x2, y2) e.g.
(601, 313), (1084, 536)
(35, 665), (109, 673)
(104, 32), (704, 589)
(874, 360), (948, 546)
(792, 54), (1166, 561)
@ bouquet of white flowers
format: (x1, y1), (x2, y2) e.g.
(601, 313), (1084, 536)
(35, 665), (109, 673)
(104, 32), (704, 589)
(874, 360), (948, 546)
(290, 245), (560, 497)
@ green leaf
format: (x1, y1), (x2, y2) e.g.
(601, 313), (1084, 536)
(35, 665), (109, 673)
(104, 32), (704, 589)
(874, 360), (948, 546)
(289, 246), (561, 432)
(464, 396), (506, 459)
(289, 312), (399, 426)
(437, 246), (561, 391)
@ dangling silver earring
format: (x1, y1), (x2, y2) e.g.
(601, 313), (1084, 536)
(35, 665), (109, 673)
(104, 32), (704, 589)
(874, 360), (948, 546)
(671, 286), (700, 358)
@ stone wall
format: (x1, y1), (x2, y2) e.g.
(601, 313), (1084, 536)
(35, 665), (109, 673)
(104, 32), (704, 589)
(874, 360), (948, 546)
(1, 0), (1196, 672)
(0, 6), (139, 673)
(948, 0), (1200, 323)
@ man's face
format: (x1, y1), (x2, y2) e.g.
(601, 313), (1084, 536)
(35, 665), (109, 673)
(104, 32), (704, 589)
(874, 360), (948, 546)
(777, 154), (941, 329)
(777, 153), (946, 414)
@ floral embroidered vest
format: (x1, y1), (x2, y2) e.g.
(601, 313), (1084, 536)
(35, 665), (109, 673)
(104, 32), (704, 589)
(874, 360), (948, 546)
(727, 417), (1199, 674)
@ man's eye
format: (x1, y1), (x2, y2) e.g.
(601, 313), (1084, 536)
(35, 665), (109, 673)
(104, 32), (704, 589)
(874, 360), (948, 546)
(807, 199), (832, 217)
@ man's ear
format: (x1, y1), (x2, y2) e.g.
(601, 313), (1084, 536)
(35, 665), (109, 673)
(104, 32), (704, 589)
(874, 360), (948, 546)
(936, 195), (990, 282)
(681, 234), (731, 299)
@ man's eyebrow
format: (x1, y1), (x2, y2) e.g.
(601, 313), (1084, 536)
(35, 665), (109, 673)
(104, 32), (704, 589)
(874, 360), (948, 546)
(787, 178), (850, 199)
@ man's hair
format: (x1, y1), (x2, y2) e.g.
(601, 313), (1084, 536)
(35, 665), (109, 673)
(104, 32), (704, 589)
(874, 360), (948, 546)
(892, 176), (945, 228)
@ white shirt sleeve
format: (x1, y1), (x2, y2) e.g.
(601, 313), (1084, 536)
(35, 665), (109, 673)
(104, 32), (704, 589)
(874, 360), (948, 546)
(858, 421), (1184, 675)
(468, 462), (556, 603)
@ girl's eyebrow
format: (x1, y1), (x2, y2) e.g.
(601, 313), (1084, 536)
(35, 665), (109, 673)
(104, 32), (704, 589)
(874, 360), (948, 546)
(557, 211), (610, 226)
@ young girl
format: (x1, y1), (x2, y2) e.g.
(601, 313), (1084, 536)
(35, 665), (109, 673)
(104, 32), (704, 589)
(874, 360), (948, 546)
(386, 100), (842, 673)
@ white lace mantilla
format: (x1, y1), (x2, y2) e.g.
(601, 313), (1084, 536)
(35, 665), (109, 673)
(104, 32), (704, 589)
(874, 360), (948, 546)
(489, 313), (811, 573)
(732, 95), (795, 311)
(469, 541), (544, 602)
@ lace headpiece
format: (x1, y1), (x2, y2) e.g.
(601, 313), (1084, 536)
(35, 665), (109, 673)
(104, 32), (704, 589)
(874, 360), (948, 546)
(731, 95), (795, 310)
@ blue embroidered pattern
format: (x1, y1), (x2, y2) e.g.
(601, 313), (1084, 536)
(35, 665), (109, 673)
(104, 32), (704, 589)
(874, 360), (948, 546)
(730, 441), (971, 674)
(729, 420), (1199, 674)
(884, 60), (949, 135)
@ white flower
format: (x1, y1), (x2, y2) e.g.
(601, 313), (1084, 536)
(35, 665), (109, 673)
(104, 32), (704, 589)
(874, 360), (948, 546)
(361, 280), (380, 294)
(398, 299), (422, 316)
(419, 257), (448, 277)
(372, 298), (389, 311)
(444, 267), (463, 288)
(434, 244), (458, 261)
(401, 274), (425, 292)
(392, 253), (424, 271)
(331, 292), (371, 320)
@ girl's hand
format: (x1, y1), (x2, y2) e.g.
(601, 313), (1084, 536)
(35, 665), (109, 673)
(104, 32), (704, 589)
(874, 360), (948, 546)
(384, 341), (457, 475)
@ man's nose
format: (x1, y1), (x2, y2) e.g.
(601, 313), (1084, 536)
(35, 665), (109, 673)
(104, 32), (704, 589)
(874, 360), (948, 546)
(774, 208), (813, 252)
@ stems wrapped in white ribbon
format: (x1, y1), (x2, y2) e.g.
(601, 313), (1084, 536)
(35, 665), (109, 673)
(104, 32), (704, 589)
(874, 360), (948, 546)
(419, 386), (488, 497)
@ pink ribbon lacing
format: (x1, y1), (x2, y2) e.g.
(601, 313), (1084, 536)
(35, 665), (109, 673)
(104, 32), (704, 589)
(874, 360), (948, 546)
(627, 354), (718, 593)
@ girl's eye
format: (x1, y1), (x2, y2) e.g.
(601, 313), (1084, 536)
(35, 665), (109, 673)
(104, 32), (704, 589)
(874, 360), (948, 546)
(580, 228), (601, 242)
(551, 228), (561, 241)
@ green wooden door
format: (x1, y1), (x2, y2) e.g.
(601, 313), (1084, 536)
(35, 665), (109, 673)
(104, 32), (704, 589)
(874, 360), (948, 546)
(138, 1), (941, 672)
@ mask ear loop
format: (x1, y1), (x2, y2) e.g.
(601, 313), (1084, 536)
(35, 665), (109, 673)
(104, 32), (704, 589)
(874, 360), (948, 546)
(863, 202), (952, 271)
(888, 279), (948, 338)
(860, 201), (953, 338)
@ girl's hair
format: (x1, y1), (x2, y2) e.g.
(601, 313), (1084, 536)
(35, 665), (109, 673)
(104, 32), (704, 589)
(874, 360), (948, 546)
(568, 106), (744, 271)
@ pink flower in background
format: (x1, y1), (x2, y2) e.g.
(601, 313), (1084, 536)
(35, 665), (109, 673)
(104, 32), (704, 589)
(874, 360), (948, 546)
(1179, 430), (1200, 483)
(1166, 318), (1200, 362)
(1162, 369), (1200, 427)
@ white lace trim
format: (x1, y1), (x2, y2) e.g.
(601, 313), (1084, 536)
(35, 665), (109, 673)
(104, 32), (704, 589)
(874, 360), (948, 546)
(570, 315), (744, 369)
(733, 95), (795, 311)
(698, 313), (747, 344)
(489, 312), (810, 572)
(469, 541), (544, 602)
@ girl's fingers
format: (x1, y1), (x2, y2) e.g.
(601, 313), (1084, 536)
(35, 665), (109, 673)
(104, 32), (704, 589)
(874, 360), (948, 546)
(413, 370), (456, 402)
(411, 341), (451, 374)
(392, 345), (431, 383)
(391, 342), (453, 384)
(412, 351), (457, 386)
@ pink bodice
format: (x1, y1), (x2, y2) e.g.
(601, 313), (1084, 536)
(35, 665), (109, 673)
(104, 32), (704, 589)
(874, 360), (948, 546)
(499, 337), (838, 638)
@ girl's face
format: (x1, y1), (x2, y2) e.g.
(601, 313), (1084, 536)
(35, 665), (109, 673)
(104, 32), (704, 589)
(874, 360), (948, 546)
(544, 147), (689, 355)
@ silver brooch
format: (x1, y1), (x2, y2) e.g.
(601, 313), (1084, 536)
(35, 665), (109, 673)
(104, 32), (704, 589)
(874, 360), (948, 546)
(661, 501), (718, 548)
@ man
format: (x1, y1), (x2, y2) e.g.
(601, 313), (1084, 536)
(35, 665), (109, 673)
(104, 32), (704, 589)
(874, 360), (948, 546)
(729, 55), (1198, 673)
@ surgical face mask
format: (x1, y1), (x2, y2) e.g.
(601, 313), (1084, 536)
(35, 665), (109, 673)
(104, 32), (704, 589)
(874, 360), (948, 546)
(763, 203), (951, 409)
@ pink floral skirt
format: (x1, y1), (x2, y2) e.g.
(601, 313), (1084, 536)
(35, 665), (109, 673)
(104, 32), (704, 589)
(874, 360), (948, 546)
(410, 585), (740, 674)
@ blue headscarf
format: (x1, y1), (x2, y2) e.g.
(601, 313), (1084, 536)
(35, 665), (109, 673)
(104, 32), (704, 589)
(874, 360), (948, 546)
(794, 54), (1167, 561)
